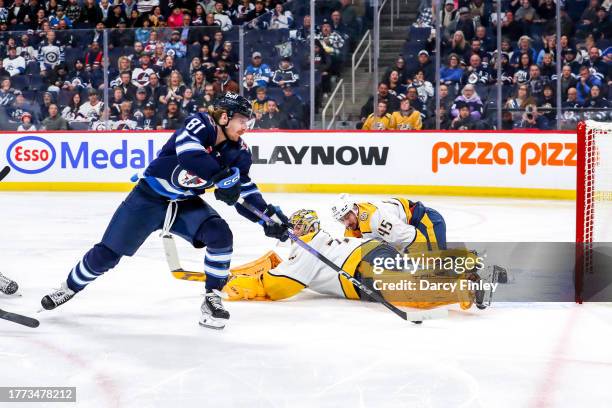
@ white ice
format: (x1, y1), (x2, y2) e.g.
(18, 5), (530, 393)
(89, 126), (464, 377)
(1, 192), (611, 408)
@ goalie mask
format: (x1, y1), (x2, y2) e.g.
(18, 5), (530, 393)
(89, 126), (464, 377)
(289, 209), (320, 237)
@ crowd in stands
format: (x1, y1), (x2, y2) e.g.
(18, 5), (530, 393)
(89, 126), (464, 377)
(359, 0), (611, 130)
(0, 0), (364, 131)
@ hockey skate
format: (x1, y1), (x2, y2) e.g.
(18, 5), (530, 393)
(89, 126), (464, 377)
(199, 291), (230, 329)
(469, 265), (504, 310)
(0, 272), (18, 295)
(41, 283), (76, 310)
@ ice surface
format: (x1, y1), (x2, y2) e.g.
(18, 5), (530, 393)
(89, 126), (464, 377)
(1, 192), (611, 408)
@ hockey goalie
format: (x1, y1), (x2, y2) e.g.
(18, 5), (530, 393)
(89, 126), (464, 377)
(223, 209), (495, 310)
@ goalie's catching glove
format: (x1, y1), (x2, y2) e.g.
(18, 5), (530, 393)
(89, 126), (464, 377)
(212, 167), (241, 206)
(261, 204), (290, 242)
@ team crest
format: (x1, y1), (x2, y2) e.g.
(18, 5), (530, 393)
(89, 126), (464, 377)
(360, 212), (369, 221)
(171, 167), (208, 189)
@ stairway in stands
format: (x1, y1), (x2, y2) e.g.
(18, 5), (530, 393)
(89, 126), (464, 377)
(317, 0), (419, 129)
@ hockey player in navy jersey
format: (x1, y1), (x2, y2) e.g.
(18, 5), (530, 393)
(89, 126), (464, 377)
(40, 92), (290, 329)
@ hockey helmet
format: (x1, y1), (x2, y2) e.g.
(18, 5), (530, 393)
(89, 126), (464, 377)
(289, 209), (320, 237)
(214, 91), (253, 119)
(331, 193), (356, 222)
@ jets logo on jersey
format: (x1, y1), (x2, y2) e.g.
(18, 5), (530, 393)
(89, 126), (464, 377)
(171, 167), (209, 189)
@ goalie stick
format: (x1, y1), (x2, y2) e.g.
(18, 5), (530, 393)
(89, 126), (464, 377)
(0, 165), (10, 181)
(0, 308), (40, 328)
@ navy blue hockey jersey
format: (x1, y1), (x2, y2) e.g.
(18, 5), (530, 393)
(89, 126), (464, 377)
(143, 112), (266, 221)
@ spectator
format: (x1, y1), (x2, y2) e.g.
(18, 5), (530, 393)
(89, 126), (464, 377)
(78, 89), (104, 121)
(61, 92), (82, 121)
(576, 65), (603, 104)
(191, 69), (207, 99)
(537, 0), (556, 21)
(408, 50), (435, 83)
(214, 67), (239, 93)
(441, 0), (457, 30)
(451, 102), (478, 129)
(517, 104), (550, 129)
(513, 52), (533, 84)
(269, 3), (292, 29)
(499, 12), (523, 42)
(64, 0), (81, 22)
(386, 70), (407, 100)
(245, 51), (272, 88)
(161, 98), (185, 130)
(3, 47), (25, 76)
(424, 104), (452, 130)
(538, 84), (557, 123)
(201, 83), (217, 110)
(8, 0), (29, 26)
(237, 0), (255, 23)
(316, 20), (345, 65)
(213, 1), (233, 31)
(360, 82), (400, 125)
(510, 36), (537, 66)
(0, 60), (9, 79)
(460, 54), (491, 88)
(132, 52), (157, 87)
(451, 8), (475, 41)
(330, 10), (351, 41)
(146, 72), (163, 106)
(17, 34), (37, 66)
(539, 53), (556, 80)
(451, 84), (483, 120)
(515, 0), (540, 24)
(160, 70), (186, 105)
(252, 86), (270, 115)
(412, 69), (434, 104)
(110, 86), (126, 116)
(158, 55), (177, 81)
(427, 83), (453, 114)
(505, 84), (536, 122)
(254, 99), (288, 129)
(474, 26), (494, 52)
(362, 101), (395, 130)
(84, 41), (103, 68)
(49, 6), (72, 28)
(383, 57), (409, 85)
(167, 7), (185, 28)
(243, 73), (258, 100)
(441, 53), (464, 88)
(138, 0), (159, 14)
(42, 103), (68, 130)
(501, 110), (514, 130)
(590, 6), (612, 40)
(245, 1), (268, 26)
(80, 0), (102, 27)
(445, 31), (469, 60)
(38, 30), (64, 74)
(272, 57), (299, 88)
(164, 30), (187, 58)
(39, 91), (54, 119)
(131, 87), (149, 120)
(584, 47), (608, 78)
(180, 88), (199, 116)
(584, 85), (610, 109)
(313, 39), (332, 93)
(391, 98), (422, 130)
(110, 101), (137, 130)
(99, 0), (112, 21)
(561, 48), (581, 74)
(527, 64), (549, 99)
(279, 84), (304, 128)
(339, 0), (357, 27)
(17, 112), (36, 131)
(405, 86), (425, 115)
(136, 101), (161, 129)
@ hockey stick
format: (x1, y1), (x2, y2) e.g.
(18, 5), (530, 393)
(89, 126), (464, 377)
(162, 233), (208, 281)
(238, 201), (447, 323)
(0, 166), (10, 181)
(0, 308), (40, 328)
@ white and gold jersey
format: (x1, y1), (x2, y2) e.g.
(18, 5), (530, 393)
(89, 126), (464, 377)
(267, 230), (367, 299)
(344, 198), (417, 251)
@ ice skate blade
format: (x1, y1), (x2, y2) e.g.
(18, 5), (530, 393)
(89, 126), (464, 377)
(199, 315), (227, 330)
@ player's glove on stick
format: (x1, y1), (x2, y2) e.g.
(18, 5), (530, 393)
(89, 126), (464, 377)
(212, 167), (241, 206)
(262, 205), (290, 242)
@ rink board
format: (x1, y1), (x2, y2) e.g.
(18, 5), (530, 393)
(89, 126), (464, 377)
(0, 130), (576, 199)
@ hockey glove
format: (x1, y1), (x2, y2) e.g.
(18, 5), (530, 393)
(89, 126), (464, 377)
(261, 204), (290, 242)
(212, 167), (241, 206)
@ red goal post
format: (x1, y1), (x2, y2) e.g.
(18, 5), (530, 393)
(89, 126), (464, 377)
(575, 120), (612, 303)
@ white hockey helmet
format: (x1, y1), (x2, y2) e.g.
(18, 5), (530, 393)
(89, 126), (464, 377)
(331, 193), (356, 222)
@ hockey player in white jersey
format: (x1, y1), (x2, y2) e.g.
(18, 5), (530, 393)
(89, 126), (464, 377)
(222, 210), (488, 310)
(331, 194), (447, 252)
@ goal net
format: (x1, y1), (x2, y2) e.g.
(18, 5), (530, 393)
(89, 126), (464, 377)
(575, 120), (612, 302)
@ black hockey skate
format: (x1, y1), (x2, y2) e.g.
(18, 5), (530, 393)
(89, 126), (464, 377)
(200, 291), (230, 329)
(0, 272), (18, 295)
(41, 283), (76, 310)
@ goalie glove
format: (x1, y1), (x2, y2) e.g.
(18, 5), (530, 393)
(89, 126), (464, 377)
(261, 204), (290, 242)
(212, 167), (241, 206)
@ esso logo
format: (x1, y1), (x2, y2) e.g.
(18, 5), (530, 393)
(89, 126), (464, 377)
(6, 136), (56, 174)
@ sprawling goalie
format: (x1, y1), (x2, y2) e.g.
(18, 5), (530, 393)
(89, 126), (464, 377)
(224, 209), (492, 310)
